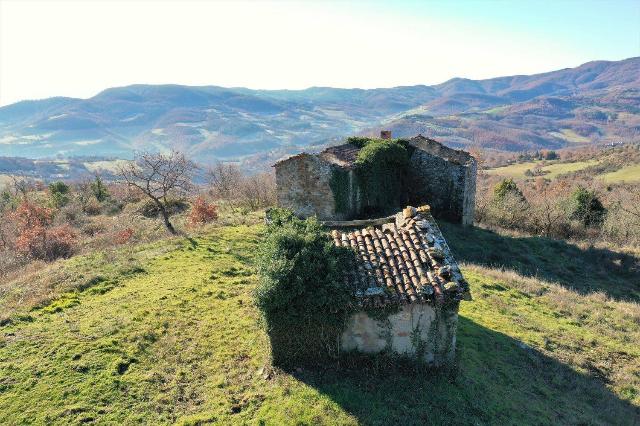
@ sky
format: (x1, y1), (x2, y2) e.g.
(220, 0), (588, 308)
(0, 0), (638, 106)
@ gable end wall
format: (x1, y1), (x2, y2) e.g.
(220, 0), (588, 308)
(275, 155), (341, 220)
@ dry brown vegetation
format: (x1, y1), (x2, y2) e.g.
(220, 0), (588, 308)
(0, 158), (276, 284)
(206, 162), (276, 211)
(476, 145), (640, 247)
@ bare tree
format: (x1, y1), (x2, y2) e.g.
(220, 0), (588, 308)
(10, 175), (33, 200)
(206, 163), (276, 211)
(118, 151), (195, 234)
(206, 162), (243, 206)
(238, 172), (276, 210)
(526, 178), (569, 237)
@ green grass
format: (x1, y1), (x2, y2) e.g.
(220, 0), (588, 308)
(486, 160), (598, 180)
(549, 129), (592, 144)
(1, 223), (639, 424)
(601, 164), (640, 183)
(483, 105), (509, 115)
(439, 222), (640, 301)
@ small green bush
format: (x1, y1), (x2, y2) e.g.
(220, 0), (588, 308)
(90, 176), (109, 202)
(255, 210), (356, 367)
(569, 186), (607, 228)
(493, 178), (524, 201)
(0, 189), (15, 212)
(49, 181), (70, 208)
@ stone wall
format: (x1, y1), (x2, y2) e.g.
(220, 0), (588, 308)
(275, 154), (357, 220)
(407, 138), (476, 226)
(274, 136), (477, 225)
(340, 303), (459, 366)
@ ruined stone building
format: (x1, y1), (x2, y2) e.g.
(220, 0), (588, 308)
(274, 132), (477, 225)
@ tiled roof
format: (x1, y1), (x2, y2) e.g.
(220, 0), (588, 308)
(330, 205), (471, 308)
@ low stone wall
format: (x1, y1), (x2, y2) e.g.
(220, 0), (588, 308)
(340, 303), (459, 366)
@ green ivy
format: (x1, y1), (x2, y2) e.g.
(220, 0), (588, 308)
(346, 136), (374, 148)
(354, 139), (410, 215)
(329, 168), (352, 215)
(255, 210), (357, 367)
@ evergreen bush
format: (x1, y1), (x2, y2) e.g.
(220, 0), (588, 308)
(90, 176), (109, 202)
(569, 186), (607, 228)
(49, 181), (70, 208)
(493, 178), (524, 200)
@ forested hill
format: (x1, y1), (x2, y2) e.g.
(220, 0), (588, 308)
(0, 57), (638, 166)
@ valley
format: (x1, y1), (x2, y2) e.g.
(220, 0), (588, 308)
(0, 57), (638, 171)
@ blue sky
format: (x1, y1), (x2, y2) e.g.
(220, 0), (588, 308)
(0, 0), (638, 106)
(392, 0), (639, 60)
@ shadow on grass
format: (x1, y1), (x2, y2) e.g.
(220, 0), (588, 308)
(291, 317), (639, 425)
(184, 236), (199, 248)
(438, 222), (640, 302)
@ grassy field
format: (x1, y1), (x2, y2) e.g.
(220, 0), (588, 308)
(601, 164), (640, 183)
(549, 129), (592, 144)
(485, 160), (598, 180)
(1, 223), (639, 424)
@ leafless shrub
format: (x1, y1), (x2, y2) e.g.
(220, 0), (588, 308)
(237, 172), (276, 210)
(485, 191), (530, 230)
(206, 163), (275, 211)
(207, 162), (242, 201)
(602, 183), (640, 245)
(523, 179), (572, 238)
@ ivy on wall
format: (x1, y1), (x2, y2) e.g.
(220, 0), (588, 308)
(329, 168), (352, 215)
(353, 138), (410, 216)
(328, 137), (414, 218)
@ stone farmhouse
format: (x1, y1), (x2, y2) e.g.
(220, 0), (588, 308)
(274, 132), (477, 225)
(331, 205), (471, 365)
(269, 133), (475, 365)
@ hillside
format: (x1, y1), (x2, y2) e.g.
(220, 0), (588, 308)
(1, 221), (638, 424)
(0, 58), (638, 167)
(486, 143), (640, 182)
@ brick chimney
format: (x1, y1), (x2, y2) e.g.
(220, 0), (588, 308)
(380, 130), (392, 140)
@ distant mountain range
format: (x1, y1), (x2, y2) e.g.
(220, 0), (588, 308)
(0, 57), (638, 168)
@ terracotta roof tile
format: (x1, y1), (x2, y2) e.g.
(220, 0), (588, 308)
(330, 206), (470, 308)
